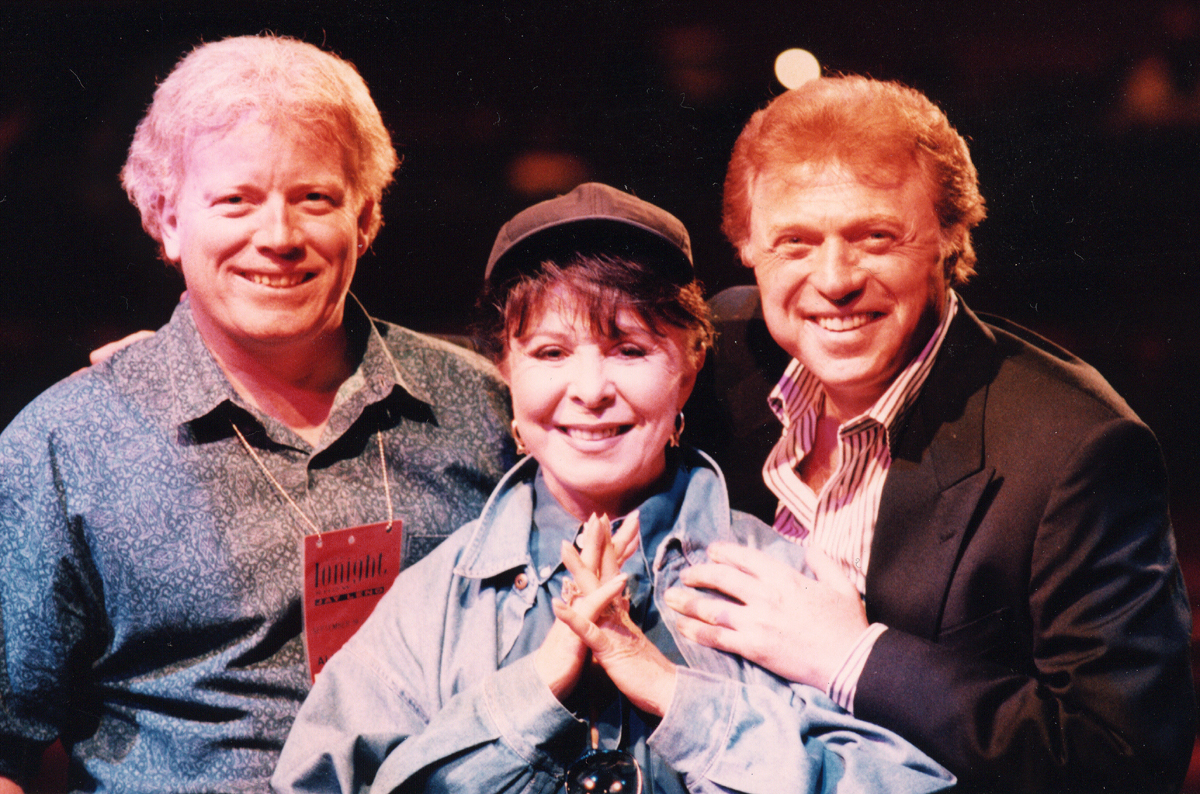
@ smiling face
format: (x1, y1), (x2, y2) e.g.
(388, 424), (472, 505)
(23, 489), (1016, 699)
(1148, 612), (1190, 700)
(501, 288), (699, 520)
(160, 118), (372, 361)
(743, 160), (949, 420)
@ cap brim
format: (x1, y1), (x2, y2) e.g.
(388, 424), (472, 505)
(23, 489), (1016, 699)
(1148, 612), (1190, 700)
(485, 218), (693, 285)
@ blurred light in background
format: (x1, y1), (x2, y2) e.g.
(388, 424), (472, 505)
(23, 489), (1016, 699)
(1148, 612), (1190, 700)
(774, 48), (821, 89)
(659, 23), (732, 105)
(507, 150), (591, 197)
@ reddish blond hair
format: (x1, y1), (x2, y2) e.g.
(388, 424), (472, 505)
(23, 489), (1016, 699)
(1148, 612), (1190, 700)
(722, 76), (986, 283)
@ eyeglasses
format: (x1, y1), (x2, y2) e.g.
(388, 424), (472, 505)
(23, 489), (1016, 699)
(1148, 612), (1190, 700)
(564, 748), (643, 794)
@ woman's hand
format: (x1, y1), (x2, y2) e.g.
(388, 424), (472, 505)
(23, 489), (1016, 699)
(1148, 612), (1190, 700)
(576, 511), (641, 580)
(534, 513), (641, 701)
(552, 514), (677, 718)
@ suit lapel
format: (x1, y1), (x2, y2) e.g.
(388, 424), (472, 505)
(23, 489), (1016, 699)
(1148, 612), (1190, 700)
(866, 304), (1001, 639)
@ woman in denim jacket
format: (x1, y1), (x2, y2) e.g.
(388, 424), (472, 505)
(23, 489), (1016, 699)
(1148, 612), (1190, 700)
(272, 184), (953, 794)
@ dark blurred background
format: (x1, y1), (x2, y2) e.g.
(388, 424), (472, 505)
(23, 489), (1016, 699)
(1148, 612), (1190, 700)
(2, 0), (1198, 783)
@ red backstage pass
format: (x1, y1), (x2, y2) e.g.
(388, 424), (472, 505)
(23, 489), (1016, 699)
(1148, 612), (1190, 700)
(302, 521), (403, 680)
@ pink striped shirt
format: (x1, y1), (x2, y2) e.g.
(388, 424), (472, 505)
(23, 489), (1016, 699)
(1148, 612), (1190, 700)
(763, 291), (959, 709)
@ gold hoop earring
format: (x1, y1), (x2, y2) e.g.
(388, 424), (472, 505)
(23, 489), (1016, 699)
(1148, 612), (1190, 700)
(668, 412), (685, 447)
(511, 419), (529, 456)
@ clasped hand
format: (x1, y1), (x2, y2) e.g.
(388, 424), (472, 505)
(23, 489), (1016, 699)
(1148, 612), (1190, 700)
(534, 512), (677, 718)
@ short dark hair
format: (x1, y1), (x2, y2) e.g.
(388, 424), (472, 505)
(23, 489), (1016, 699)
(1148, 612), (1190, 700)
(476, 252), (713, 368)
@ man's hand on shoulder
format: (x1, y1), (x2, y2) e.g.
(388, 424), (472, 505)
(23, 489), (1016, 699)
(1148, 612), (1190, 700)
(89, 330), (156, 365)
(664, 543), (868, 690)
(87, 292), (183, 366)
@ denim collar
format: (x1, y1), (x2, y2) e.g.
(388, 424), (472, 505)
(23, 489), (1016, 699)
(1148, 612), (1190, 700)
(453, 448), (734, 582)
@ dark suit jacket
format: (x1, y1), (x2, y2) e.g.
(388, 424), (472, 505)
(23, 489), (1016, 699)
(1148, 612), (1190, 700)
(687, 285), (1196, 793)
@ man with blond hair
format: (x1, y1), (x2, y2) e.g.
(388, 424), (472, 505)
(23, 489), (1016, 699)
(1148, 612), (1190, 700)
(0, 35), (511, 792)
(677, 75), (1195, 792)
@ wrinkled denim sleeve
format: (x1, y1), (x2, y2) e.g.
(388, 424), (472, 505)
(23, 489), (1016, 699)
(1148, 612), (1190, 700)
(368, 656), (581, 794)
(272, 532), (586, 794)
(274, 651), (578, 794)
(650, 668), (954, 794)
(642, 509), (954, 794)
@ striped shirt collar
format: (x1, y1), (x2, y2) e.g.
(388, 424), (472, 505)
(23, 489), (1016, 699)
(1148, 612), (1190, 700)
(767, 290), (960, 445)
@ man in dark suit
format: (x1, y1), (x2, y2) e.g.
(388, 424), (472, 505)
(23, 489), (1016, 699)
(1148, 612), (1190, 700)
(671, 75), (1195, 792)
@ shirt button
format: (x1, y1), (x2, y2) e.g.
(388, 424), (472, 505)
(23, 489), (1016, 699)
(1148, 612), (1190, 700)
(514, 573), (529, 590)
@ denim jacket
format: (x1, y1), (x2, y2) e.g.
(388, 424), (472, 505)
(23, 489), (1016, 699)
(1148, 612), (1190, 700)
(272, 450), (953, 794)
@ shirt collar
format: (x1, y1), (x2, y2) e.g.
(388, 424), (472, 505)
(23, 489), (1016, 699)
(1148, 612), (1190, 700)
(160, 297), (246, 428)
(341, 293), (435, 407)
(455, 457), (543, 580)
(161, 294), (435, 440)
(768, 290), (960, 440)
(532, 469), (584, 575)
(529, 459), (692, 575)
(456, 451), (701, 582)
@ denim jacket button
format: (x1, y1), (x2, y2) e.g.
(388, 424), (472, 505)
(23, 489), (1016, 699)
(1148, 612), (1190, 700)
(514, 572), (530, 590)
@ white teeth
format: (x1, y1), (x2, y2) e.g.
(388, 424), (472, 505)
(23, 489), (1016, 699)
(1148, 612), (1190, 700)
(814, 314), (876, 331)
(563, 426), (622, 441)
(247, 272), (306, 288)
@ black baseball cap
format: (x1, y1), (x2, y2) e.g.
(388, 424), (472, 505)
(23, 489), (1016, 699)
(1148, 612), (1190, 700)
(484, 182), (694, 285)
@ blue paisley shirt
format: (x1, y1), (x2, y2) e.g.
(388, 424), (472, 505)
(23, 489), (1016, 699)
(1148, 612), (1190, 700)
(0, 297), (514, 793)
